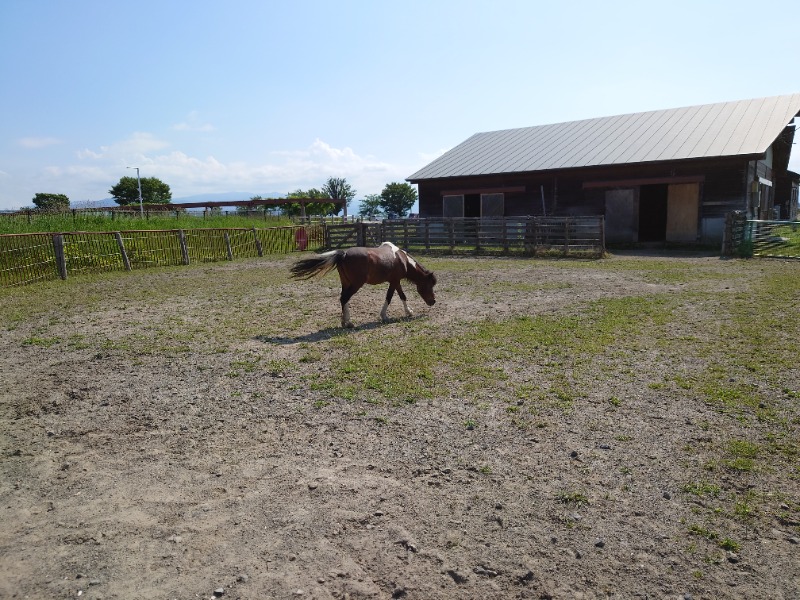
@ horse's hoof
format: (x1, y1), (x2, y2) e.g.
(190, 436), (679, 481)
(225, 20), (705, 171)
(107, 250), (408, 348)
(343, 322), (354, 329)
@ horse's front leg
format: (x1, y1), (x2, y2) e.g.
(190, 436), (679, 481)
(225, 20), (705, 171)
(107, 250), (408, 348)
(395, 283), (413, 318)
(340, 284), (361, 328)
(380, 285), (396, 322)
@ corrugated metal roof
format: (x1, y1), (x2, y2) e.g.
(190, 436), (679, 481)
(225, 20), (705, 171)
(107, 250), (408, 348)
(407, 94), (800, 181)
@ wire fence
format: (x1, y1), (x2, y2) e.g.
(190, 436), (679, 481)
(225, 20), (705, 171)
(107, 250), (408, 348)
(0, 233), (59, 286)
(0, 225), (325, 287)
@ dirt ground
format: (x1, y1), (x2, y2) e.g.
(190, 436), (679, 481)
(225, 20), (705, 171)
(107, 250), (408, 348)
(0, 251), (798, 600)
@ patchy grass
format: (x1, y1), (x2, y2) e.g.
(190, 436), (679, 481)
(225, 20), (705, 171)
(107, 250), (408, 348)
(682, 482), (721, 498)
(557, 491), (589, 507)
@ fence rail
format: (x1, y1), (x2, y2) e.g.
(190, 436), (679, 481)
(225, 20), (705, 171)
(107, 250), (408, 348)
(0, 225), (324, 287)
(326, 217), (605, 257)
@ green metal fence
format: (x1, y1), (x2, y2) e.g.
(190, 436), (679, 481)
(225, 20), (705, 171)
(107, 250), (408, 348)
(745, 220), (800, 259)
(722, 212), (800, 258)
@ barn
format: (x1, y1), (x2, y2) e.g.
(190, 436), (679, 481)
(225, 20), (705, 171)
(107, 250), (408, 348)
(407, 94), (800, 245)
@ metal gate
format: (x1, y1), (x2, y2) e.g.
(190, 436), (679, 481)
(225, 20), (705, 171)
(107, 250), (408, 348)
(745, 219), (800, 258)
(325, 223), (383, 248)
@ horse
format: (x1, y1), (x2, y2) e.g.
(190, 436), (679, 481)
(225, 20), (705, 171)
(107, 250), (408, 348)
(290, 241), (437, 328)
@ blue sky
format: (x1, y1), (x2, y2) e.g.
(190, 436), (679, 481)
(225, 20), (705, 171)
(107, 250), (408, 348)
(1, 0), (798, 211)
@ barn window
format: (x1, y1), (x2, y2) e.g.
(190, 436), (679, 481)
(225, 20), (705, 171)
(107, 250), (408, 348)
(443, 195), (464, 217)
(443, 192), (505, 217)
(481, 193), (504, 217)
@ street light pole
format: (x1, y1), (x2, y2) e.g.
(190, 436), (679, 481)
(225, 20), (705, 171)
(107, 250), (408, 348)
(127, 166), (144, 218)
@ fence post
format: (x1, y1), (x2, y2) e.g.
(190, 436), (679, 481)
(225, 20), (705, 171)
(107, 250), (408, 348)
(53, 234), (67, 279)
(425, 220), (430, 250)
(252, 227), (263, 256)
(563, 217), (571, 256)
(599, 216), (606, 257)
(448, 219), (455, 252)
(721, 211), (748, 256)
(721, 212), (732, 256)
(178, 230), (190, 265)
(114, 232), (132, 271)
(224, 232), (233, 260)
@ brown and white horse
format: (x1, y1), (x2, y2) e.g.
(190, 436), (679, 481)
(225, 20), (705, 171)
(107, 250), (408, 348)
(290, 242), (437, 328)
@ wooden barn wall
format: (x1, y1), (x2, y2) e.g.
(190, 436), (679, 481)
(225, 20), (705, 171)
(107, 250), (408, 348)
(775, 172), (800, 218)
(415, 158), (752, 219)
(701, 162), (748, 219)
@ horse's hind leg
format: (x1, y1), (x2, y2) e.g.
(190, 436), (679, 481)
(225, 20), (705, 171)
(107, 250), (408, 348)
(340, 284), (361, 328)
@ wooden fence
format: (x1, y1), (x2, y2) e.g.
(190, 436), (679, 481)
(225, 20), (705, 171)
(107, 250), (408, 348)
(0, 225), (324, 287)
(1, 217), (605, 288)
(326, 217), (605, 257)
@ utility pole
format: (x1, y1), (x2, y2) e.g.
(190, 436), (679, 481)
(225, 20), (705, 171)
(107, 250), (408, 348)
(127, 166), (144, 217)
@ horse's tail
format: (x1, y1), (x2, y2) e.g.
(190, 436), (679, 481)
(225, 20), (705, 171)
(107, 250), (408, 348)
(290, 250), (343, 280)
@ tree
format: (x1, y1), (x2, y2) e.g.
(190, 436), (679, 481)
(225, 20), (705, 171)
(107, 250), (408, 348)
(285, 188), (333, 217)
(109, 176), (172, 206)
(358, 194), (384, 220)
(321, 177), (356, 216)
(380, 182), (417, 218)
(32, 193), (70, 212)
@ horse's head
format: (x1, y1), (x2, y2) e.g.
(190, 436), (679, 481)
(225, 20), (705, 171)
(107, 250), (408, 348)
(416, 271), (437, 306)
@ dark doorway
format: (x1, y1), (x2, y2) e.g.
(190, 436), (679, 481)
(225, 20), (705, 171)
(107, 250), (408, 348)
(638, 184), (668, 242)
(464, 194), (481, 218)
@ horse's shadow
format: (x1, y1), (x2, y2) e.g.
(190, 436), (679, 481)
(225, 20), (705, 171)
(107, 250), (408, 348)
(256, 318), (415, 345)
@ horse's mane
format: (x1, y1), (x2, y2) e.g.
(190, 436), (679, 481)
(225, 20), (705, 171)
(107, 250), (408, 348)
(405, 256), (436, 284)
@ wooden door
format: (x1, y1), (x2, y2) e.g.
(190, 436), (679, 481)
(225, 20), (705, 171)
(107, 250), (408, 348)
(605, 188), (638, 243)
(666, 183), (699, 242)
